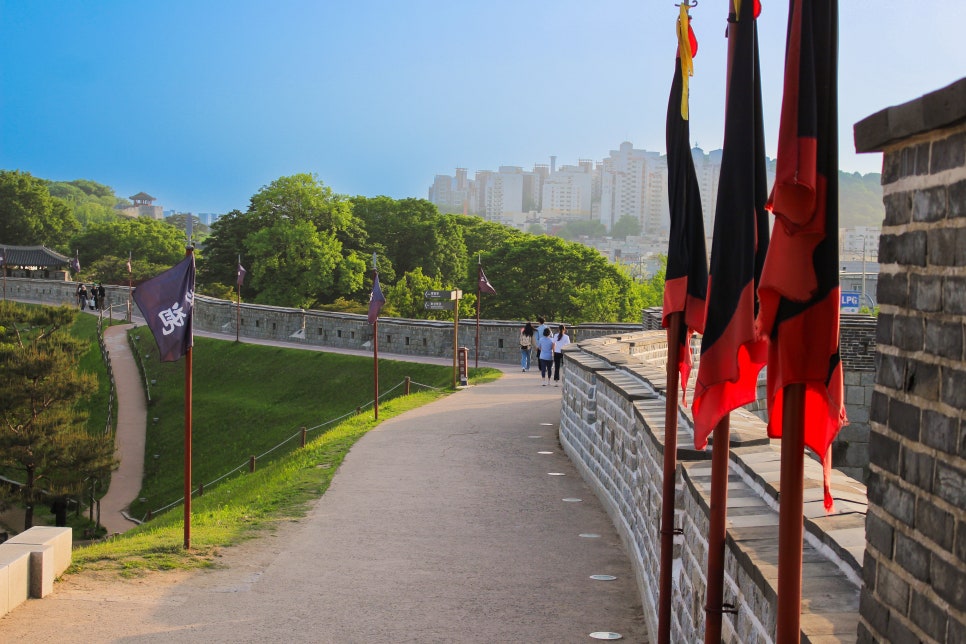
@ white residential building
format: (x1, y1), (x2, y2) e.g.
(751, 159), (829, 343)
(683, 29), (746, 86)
(599, 142), (667, 235)
(541, 161), (593, 219)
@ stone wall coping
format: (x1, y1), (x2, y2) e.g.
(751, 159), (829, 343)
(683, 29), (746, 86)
(854, 76), (966, 153)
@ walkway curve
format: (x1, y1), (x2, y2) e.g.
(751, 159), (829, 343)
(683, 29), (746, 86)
(98, 324), (147, 534)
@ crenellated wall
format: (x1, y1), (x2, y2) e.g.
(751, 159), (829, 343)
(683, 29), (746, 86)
(558, 331), (865, 643)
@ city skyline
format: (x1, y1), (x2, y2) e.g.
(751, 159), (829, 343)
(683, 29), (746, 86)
(2, 1), (963, 215)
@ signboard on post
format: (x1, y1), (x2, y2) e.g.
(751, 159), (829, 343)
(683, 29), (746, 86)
(424, 300), (456, 311)
(424, 290), (461, 300)
(840, 291), (860, 313)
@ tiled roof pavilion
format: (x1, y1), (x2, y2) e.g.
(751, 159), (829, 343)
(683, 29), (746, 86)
(0, 244), (71, 268)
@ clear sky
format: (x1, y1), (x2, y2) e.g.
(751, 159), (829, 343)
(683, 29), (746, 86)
(2, 1), (963, 215)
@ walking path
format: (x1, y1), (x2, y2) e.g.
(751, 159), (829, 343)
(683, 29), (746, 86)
(1, 302), (648, 642)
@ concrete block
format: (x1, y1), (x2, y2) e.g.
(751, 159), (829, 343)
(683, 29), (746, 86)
(0, 546), (32, 613)
(6, 526), (72, 577)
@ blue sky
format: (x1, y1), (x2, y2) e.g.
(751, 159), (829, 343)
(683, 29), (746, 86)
(2, 1), (963, 215)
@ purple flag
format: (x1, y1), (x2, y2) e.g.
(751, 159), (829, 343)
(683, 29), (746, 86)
(367, 273), (386, 324)
(70, 255), (81, 272)
(236, 261), (247, 287)
(478, 266), (496, 295)
(133, 255), (196, 362)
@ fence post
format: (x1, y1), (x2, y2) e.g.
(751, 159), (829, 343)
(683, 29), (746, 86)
(405, 376), (411, 395)
(300, 426), (307, 448)
(249, 455), (256, 473)
(356, 406), (361, 415)
(198, 482), (204, 496)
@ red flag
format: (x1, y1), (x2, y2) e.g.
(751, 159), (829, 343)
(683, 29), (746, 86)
(478, 265), (496, 295)
(758, 0), (845, 510)
(691, 0), (769, 449)
(367, 273), (386, 324)
(662, 6), (707, 403)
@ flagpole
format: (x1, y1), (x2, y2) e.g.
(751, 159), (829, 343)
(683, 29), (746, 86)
(372, 257), (380, 420)
(776, 384), (806, 642)
(2, 248), (6, 301)
(704, 415), (732, 643)
(236, 255), (242, 343)
(475, 259), (481, 369)
(658, 312), (682, 644)
(127, 252), (132, 322)
(183, 246), (194, 550)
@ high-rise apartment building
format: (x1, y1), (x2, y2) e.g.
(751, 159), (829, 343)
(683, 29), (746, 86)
(599, 142), (667, 234)
(541, 161), (593, 219)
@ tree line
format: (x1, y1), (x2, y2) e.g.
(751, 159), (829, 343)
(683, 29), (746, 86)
(0, 169), (664, 324)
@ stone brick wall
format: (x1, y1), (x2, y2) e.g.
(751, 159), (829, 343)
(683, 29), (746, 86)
(854, 78), (966, 643)
(558, 331), (865, 642)
(642, 308), (877, 480)
(2, 278), (642, 366)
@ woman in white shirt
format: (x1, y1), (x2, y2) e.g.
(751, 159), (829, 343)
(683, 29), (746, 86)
(552, 325), (571, 386)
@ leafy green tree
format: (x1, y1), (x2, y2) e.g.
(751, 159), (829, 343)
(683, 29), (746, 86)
(456, 216), (522, 258)
(481, 235), (643, 323)
(249, 174), (365, 250)
(556, 219), (606, 241)
(69, 217), (186, 283)
(46, 179), (124, 228)
(196, 209), (258, 295)
(165, 213), (210, 242)
(0, 302), (114, 529)
(244, 220), (343, 308)
(385, 267), (449, 320)
(610, 215), (642, 240)
(0, 170), (80, 248)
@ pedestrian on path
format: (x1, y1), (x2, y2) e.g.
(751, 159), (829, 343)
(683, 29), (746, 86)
(519, 321), (535, 371)
(552, 324), (570, 386)
(536, 326), (555, 386)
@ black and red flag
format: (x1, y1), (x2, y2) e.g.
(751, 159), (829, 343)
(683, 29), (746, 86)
(662, 5), (707, 403)
(691, 0), (769, 448)
(132, 254), (195, 363)
(757, 0), (845, 510)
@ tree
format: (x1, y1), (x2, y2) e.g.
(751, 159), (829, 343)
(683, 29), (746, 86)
(0, 302), (114, 529)
(610, 215), (642, 240)
(556, 219), (606, 240)
(69, 217), (186, 285)
(244, 220), (343, 308)
(196, 209), (258, 295)
(0, 170), (80, 249)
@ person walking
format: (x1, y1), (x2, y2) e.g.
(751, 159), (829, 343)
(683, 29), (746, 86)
(536, 327), (556, 386)
(519, 321), (535, 372)
(76, 283), (88, 310)
(552, 324), (571, 386)
(535, 316), (548, 342)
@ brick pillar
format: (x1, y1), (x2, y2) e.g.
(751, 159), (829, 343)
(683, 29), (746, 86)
(854, 78), (966, 644)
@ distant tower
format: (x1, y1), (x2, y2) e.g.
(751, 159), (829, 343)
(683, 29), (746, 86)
(117, 192), (163, 220)
(550, 156), (557, 174)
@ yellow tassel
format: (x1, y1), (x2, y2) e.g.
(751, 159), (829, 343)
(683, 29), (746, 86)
(677, 5), (694, 121)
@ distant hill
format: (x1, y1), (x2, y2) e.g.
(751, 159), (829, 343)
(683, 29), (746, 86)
(839, 171), (884, 228)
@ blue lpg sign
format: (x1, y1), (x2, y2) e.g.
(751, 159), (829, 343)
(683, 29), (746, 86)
(840, 291), (861, 313)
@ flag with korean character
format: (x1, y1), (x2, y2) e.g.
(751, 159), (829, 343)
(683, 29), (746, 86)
(133, 255), (196, 362)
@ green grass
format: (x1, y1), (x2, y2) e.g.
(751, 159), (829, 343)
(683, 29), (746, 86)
(126, 332), (501, 521)
(70, 313), (117, 436)
(70, 390), (444, 575)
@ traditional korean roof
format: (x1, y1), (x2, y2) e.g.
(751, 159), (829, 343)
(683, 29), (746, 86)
(129, 192), (156, 202)
(0, 244), (71, 268)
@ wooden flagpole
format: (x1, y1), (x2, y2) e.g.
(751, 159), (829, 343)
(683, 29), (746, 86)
(776, 383), (806, 642)
(183, 246), (194, 550)
(475, 257), (481, 368)
(372, 254), (380, 419)
(658, 311), (682, 644)
(704, 415), (732, 643)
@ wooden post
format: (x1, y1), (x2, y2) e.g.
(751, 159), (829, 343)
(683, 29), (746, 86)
(300, 426), (307, 448)
(248, 455), (256, 473)
(776, 384), (806, 643)
(405, 376), (411, 395)
(703, 415), (732, 644)
(658, 312), (682, 644)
